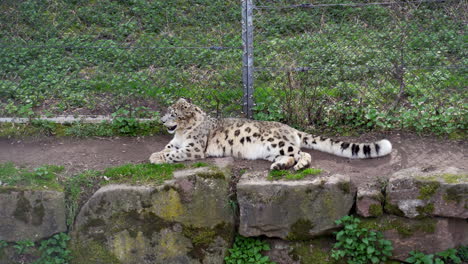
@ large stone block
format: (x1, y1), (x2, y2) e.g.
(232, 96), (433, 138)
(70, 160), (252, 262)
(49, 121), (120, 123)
(360, 215), (468, 261)
(356, 185), (384, 218)
(237, 172), (356, 240)
(70, 167), (235, 264)
(0, 187), (66, 242)
(385, 167), (467, 219)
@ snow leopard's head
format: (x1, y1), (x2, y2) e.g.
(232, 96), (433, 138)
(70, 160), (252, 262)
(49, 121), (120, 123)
(161, 98), (206, 134)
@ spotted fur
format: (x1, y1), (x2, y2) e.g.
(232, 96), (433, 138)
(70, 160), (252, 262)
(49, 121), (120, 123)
(149, 99), (392, 170)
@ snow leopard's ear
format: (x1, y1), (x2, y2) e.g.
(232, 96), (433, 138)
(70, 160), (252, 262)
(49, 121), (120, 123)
(177, 97), (192, 104)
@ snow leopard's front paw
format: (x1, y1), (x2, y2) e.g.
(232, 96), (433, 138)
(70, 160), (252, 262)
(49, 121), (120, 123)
(149, 151), (166, 164)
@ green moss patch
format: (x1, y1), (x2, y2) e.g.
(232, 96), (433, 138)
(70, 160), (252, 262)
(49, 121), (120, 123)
(0, 162), (64, 191)
(359, 216), (437, 238)
(287, 219), (315, 241)
(443, 185), (464, 203)
(181, 222), (233, 261)
(369, 204), (384, 217)
(70, 241), (121, 264)
(103, 163), (185, 185)
(183, 226), (217, 246)
(417, 181), (440, 200)
(384, 202), (405, 216)
(439, 173), (468, 184)
(338, 182), (350, 194)
(417, 173), (468, 184)
(290, 240), (341, 264)
(268, 168), (322, 181)
(415, 203), (434, 217)
(195, 169), (226, 180)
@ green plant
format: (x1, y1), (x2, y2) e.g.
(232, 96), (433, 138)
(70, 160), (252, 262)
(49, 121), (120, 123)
(406, 248), (462, 264)
(31, 120), (57, 136)
(331, 215), (393, 264)
(111, 109), (140, 135)
(267, 168), (322, 181)
(13, 240), (34, 254)
(0, 163), (63, 190)
(64, 170), (100, 227)
(35, 232), (71, 264)
(437, 248), (461, 264)
(33, 166), (55, 180)
(457, 246), (468, 262)
(64, 122), (114, 138)
(227, 199), (238, 215)
(0, 240), (7, 249)
(224, 236), (276, 264)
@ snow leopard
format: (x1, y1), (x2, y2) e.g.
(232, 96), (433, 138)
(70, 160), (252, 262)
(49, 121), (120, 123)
(149, 98), (392, 170)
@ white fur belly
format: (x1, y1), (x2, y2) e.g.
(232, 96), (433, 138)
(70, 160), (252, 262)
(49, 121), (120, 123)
(237, 143), (271, 160)
(206, 141), (273, 161)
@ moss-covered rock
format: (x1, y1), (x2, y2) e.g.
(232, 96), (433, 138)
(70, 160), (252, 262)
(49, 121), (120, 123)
(359, 215), (468, 261)
(386, 167), (467, 219)
(0, 243), (41, 264)
(0, 187), (66, 242)
(237, 172), (356, 240)
(71, 167), (235, 264)
(289, 238), (343, 264)
(356, 185), (384, 218)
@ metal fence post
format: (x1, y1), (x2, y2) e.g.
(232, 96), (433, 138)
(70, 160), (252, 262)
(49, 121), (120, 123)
(242, 0), (254, 119)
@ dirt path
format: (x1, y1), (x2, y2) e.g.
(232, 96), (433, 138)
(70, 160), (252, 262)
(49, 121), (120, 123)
(0, 132), (466, 187)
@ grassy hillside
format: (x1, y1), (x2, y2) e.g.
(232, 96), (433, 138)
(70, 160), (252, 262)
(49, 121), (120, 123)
(0, 0), (466, 135)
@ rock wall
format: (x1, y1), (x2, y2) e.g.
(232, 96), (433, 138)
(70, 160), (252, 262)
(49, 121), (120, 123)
(1, 164), (466, 263)
(0, 187), (66, 242)
(71, 167), (235, 264)
(238, 172), (356, 239)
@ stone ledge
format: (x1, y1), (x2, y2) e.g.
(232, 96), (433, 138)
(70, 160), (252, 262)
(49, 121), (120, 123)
(360, 214), (468, 261)
(0, 187), (66, 242)
(385, 167), (467, 219)
(71, 168), (234, 264)
(237, 172), (356, 240)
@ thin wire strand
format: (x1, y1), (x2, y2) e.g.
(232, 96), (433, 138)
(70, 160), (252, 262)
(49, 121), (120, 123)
(254, 0), (447, 9)
(254, 64), (467, 72)
(0, 44), (242, 50)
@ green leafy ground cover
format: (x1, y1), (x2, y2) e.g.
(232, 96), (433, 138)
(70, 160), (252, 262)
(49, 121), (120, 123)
(0, 162), (64, 191)
(0, 161), (204, 228)
(0, 0), (466, 136)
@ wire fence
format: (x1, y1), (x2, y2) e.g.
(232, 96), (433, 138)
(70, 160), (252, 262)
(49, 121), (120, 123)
(0, 0), (244, 119)
(0, 0), (466, 134)
(249, 0), (466, 133)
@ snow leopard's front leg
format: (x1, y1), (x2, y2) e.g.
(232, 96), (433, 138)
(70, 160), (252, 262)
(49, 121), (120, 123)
(149, 142), (206, 164)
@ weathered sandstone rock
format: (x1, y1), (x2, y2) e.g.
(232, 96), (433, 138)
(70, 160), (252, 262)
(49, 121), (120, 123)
(71, 167), (235, 264)
(385, 167), (467, 219)
(237, 172), (356, 240)
(0, 187), (66, 242)
(360, 215), (468, 261)
(356, 185), (384, 218)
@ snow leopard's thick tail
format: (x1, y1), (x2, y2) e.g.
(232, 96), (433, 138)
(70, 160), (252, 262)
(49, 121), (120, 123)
(298, 132), (392, 159)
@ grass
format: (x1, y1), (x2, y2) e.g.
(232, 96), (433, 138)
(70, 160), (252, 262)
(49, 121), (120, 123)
(0, 161), (195, 227)
(0, 0), (465, 137)
(102, 163), (185, 184)
(0, 119), (166, 138)
(0, 162), (64, 191)
(268, 168), (323, 181)
(192, 162), (210, 168)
